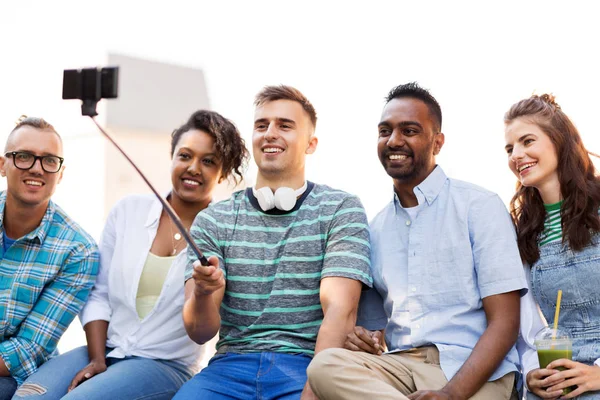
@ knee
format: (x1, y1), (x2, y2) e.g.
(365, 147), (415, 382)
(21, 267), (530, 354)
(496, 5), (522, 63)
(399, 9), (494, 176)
(307, 348), (352, 387)
(13, 382), (48, 399)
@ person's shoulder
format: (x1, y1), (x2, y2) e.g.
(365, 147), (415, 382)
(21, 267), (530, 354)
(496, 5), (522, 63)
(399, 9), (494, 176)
(195, 190), (247, 225)
(309, 183), (362, 204)
(446, 177), (500, 203)
(50, 202), (98, 249)
(204, 189), (246, 214)
(445, 178), (509, 221)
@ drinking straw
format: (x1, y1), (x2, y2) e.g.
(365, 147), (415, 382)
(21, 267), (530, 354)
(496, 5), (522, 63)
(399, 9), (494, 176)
(552, 289), (563, 339)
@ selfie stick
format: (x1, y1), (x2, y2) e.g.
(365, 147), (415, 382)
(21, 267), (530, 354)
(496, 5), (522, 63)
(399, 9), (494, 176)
(88, 116), (209, 266)
(64, 66), (208, 266)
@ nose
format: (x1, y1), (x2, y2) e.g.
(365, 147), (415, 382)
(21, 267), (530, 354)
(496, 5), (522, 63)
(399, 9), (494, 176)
(264, 123), (279, 140)
(510, 145), (524, 164)
(186, 158), (203, 176)
(387, 129), (406, 148)
(28, 157), (44, 174)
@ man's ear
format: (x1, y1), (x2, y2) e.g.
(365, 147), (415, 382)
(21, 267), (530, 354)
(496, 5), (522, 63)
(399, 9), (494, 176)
(306, 135), (318, 155)
(433, 132), (445, 156)
(56, 165), (65, 184)
(0, 156), (6, 177)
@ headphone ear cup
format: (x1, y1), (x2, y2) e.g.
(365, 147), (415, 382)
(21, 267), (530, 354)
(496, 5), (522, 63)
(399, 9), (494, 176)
(255, 187), (275, 211)
(274, 187), (296, 211)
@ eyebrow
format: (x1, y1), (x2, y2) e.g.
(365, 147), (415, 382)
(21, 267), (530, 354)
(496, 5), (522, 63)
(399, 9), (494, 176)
(8, 149), (62, 157)
(378, 120), (423, 129)
(505, 133), (535, 150)
(254, 117), (297, 126)
(177, 147), (218, 157)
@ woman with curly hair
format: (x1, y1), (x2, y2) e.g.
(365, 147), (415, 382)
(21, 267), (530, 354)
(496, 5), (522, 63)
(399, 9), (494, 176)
(14, 110), (249, 400)
(505, 94), (600, 399)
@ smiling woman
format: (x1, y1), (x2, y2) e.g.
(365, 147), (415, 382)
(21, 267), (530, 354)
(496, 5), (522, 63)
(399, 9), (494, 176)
(13, 110), (249, 400)
(503, 94), (600, 400)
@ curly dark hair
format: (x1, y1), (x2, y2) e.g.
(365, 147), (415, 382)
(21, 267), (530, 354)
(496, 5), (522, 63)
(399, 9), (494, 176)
(505, 94), (600, 264)
(385, 82), (442, 132)
(171, 110), (249, 185)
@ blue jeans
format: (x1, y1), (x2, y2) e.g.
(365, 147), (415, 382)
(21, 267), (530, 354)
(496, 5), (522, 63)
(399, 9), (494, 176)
(0, 377), (17, 400)
(173, 352), (312, 400)
(12, 346), (193, 400)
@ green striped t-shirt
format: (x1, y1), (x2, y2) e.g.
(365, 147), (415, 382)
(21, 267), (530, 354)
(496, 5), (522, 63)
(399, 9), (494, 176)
(185, 182), (372, 356)
(539, 201), (562, 246)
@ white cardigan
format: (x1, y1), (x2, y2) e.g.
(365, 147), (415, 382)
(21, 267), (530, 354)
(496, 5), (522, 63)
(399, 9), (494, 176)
(80, 194), (204, 370)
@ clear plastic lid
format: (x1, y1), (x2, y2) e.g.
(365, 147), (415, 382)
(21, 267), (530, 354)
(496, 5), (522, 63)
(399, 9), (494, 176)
(534, 326), (572, 350)
(535, 326), (571, 341)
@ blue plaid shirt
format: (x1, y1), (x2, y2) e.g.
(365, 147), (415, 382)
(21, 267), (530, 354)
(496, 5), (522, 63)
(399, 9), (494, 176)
(0, 191), (99, 384)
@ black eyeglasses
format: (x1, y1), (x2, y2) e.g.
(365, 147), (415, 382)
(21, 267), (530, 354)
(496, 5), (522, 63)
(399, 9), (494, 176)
(4, 151), (64, 173)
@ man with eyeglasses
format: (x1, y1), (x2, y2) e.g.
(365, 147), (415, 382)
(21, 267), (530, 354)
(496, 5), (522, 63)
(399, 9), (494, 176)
(0, 116), (99, 399)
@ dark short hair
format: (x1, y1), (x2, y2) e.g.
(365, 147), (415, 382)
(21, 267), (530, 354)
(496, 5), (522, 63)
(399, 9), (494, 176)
(171, 110), (249, 184)
(385, 82), (442, 132)
(254, 85), (317, 128)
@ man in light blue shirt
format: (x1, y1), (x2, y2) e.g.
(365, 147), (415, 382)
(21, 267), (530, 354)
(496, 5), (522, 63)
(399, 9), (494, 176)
(307, 83), (527, 400)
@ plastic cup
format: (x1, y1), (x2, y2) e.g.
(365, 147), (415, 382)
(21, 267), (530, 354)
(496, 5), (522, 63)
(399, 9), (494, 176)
(534, 327), (573, 395)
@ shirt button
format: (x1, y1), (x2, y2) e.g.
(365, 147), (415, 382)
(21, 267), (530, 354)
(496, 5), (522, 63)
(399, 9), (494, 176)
(427, 197), (433, 202)
(411, 287), (417, 292)
(415, 324), (421, 329)
(405, 220), (411, 226)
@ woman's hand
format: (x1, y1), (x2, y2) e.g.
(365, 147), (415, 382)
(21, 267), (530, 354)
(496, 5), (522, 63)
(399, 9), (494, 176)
(68, 359), (107, 391)
(543, 359), (600, 399)
(526, 368), (563, 399)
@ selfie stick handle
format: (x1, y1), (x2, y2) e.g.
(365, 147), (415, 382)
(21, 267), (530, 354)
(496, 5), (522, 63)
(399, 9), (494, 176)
(90, 116), (209, 266)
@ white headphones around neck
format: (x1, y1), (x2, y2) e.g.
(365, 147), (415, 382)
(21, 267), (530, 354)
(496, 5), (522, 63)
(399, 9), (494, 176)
(252, 181), (308, 212)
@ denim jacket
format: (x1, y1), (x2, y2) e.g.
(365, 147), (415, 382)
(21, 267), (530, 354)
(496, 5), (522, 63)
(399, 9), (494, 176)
(531, 235), (600, 365)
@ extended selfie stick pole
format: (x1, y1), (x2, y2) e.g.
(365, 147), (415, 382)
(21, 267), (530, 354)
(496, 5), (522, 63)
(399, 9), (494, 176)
(64, 66), (208, 266)
(89, 116), (209, 266)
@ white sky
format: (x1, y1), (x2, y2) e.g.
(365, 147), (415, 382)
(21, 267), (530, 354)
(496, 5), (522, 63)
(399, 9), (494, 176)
(1, 0), (599, 349)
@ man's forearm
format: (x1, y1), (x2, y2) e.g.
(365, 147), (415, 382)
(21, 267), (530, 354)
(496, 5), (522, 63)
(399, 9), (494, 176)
(183, 292), (221, 345)
(314, 305), (357, 354)
(442, 320), (519, 399)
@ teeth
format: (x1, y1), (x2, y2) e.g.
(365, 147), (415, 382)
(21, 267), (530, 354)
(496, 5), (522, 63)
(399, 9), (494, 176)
(518, 162), (536, 172)
(389, 155), (408, 160)
(264, 148), (283, 153)
(25, 180), (42, 186)
(183, 179), (199, 186)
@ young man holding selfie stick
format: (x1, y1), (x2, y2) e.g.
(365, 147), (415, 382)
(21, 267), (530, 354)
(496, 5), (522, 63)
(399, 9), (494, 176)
(176, 85), (372, 400)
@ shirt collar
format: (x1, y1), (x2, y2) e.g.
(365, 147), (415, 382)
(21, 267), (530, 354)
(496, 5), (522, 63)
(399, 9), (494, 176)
(414, 165), (447, 206)
(145, 191), (172, 228)
(392, 165), (448, 211)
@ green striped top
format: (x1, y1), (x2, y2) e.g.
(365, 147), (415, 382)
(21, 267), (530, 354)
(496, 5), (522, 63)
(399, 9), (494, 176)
(539, 201), (562, 246)
(185, 182), (372, 356)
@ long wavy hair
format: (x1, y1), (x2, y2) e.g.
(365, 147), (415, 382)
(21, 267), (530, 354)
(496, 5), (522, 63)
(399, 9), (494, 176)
(505, 94), (600, 264)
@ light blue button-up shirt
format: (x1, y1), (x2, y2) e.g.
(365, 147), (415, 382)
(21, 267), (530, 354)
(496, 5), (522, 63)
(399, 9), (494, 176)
(358, 166), (528, 381)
